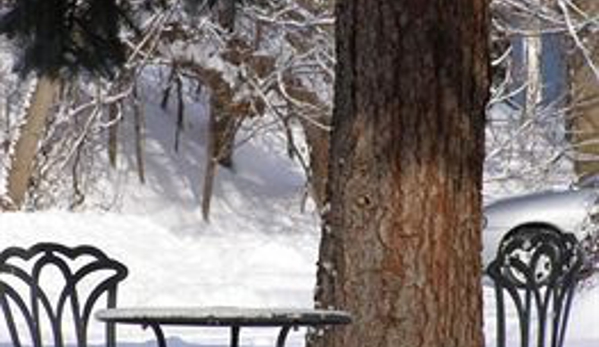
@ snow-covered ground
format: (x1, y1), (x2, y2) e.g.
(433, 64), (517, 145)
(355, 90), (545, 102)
(0, 210), (319, 347)
(4, 126), (599, 347)
(0, 208), (413, 347)
(0, 69), (325, 346)
(3, 210), (599, 347)
(1, 70), (598, 347)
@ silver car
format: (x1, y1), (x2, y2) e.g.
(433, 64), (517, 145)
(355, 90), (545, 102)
(482, 187), (599, 267)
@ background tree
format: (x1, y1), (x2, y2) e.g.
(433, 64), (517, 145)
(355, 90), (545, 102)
(485, 0), (598, 196)
(0, 0), (129, 209)
(0, 0), (335, 214)
(311, 1), (489, 347)
(566, 0), (599, 179)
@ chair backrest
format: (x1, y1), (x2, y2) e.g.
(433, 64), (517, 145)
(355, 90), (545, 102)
(0, 243), (128, 347)
(486, 225), (584, 347)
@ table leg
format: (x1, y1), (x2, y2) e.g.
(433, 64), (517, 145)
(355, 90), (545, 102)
(230, 326), (240, 347)
(276, 326), (291, 347)
(143, 323), (167, 347)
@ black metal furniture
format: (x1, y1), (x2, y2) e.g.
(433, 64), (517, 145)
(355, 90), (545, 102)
(0, 242), (128, 347)
(96, 306), (351, 347)
(486, 225), (585, 347)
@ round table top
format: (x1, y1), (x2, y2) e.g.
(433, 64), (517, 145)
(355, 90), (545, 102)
(96, 307), (352, 327)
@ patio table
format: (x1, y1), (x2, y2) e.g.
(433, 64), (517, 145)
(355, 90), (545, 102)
(95, 306), (351, 347)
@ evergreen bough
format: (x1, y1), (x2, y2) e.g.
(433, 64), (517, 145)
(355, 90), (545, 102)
(0, 0), (248, 79)
(0, 0), (132, 79)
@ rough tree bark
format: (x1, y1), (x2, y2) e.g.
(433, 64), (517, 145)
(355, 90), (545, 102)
(310, 1), (489, 347)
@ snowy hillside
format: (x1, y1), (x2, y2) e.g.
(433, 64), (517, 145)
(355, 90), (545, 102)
(0, 62), (325, 346)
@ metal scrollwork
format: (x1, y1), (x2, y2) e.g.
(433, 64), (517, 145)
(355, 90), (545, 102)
(486, 225), (585, 347)
(0, 242), (128, 347)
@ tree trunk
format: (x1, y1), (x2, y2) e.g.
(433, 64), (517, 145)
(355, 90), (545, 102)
(107, 102), (120, 168)
(174, 75), (185, 153)
(569, 0), (599, 180)
(311, 1), (489, 347)
(299, 114), (330, 210)
(217, 0), (236, 31)
(523, 26), (542, 121)
(202, 105), (219, 222)
(133, 82), (146, 184)
(6, 75), (58, 209)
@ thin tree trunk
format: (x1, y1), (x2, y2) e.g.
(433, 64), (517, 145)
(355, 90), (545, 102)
(521, 0), (544, 121)
(524, 31), (542, 121)
(133, 83), (146, 184)
(202, 105), (219, 221)
(217, 0), (236, 31)
(569, 0), (599, 179)
(174, 75), (185, 153)
(184, 64), (247, 220)
(161, 65), (176, 110)
(108, 102), (120, 168)
(281, 72), (332, 210)
(311, 1), (489, 347)
(2, 93), (12, 154)
(299, 114), (330, 210)
(6, 75), (58, 209)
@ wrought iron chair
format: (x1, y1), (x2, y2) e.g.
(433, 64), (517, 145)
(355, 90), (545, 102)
(0, 242), (128, 347)
(486, 225), (585, 347)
